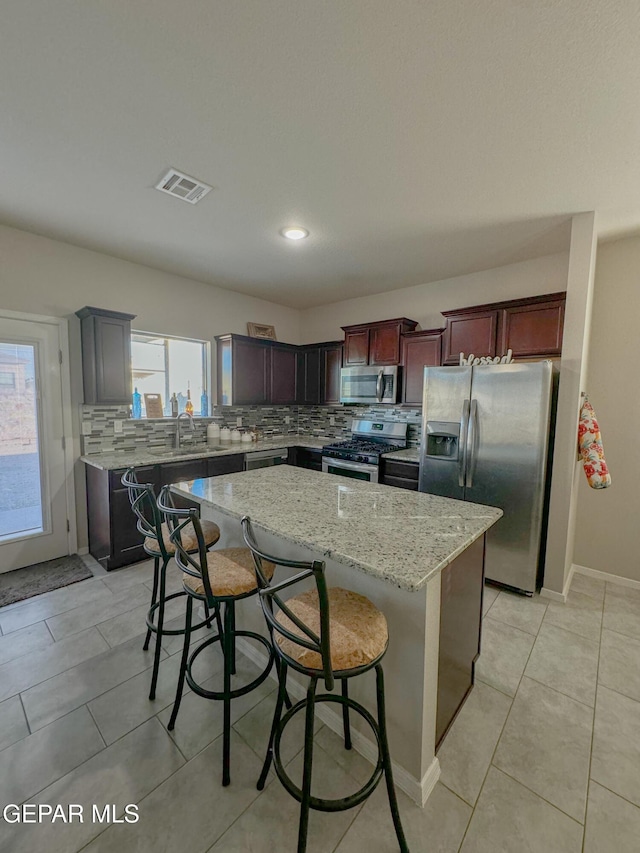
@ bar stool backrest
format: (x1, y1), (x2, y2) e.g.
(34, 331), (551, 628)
(241, 515), (334, 690)
(121, 468), (170, 562)
(157, 486), (214, 603)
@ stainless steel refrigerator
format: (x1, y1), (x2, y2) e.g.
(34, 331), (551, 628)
(418, 361), (555, 594)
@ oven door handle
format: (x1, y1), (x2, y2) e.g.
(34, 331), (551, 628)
(322, 457), (379, 476)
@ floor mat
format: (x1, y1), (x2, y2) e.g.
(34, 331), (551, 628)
(0, 554), (93, 607)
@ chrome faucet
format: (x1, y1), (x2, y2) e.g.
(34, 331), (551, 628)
(174, 412), (196, 449)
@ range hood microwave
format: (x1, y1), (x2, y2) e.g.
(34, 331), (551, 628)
(339, 365), (399, 405)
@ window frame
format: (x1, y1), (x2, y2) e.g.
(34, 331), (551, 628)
(130, 330), (211, 419)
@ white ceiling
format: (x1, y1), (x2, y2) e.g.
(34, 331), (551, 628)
(1, 1), (639, 308)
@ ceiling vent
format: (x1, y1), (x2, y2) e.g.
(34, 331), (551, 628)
(154, 168), (213, 204)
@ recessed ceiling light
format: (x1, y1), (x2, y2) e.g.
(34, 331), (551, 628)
(281, 227), (309, 240)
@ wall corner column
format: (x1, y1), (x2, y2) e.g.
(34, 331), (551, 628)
(542, 212), (597, 597)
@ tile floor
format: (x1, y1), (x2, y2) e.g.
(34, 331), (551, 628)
(0, 559), (638, 851)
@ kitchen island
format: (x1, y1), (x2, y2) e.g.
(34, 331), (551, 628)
(171, 466), (502, 806)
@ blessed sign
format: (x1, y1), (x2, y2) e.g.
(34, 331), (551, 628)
(459, 349), (513, 366)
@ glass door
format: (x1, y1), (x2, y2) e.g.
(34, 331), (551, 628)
(0, 316), (69, 572)
(0, 342), (44, 539)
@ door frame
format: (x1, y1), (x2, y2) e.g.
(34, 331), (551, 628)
(0, 308), (78, 558)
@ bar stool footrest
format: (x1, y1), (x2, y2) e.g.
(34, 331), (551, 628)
(145, 591), (213, 637)
(273, 693), (384, 813)
(186, 631), (274, 700)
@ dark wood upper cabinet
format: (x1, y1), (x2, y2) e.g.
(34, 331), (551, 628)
(76, 306), (136, 405)
(217, 336), (269, 405)
(270, 346), (298, 404)
(322, 343), (342, 404)
(342, 318), (418, 366)
(442, 310), (498, 365)
(296, 341), (342, 405)
(401, 329), (443, 404)
(216, 334), (300, 406)
(343, 328), (370, 365)
(442, 293), (566, 365)
(296, 347), (321, 405)
(498, 297), (565, 358)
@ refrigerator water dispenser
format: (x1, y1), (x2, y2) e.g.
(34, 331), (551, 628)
(425, 422), (460, 459)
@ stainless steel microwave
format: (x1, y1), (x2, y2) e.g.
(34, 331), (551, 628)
(339, 365), (399, 405)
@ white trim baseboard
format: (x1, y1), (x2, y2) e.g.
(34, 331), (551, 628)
(572, 563), (640, 592)
(540, 563), (575, 603)
(235, 636), (439, 806)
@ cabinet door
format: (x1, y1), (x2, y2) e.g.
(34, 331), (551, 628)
(232, 339), (269, 405)
(270, 347), (297, 404)
(499, 299), (565, 358)
(159, 459), (209, 486)
(321, 345), (342, 404)
(296, 348), (321, 405)
(401, 333), (442, 404)
(160, 459), (210, 511)
(370, 323), (401, 365)
(95, 316), (133, 404)
(208, 454), (244, 477)
(108, 465), (158, 569)
(294, 448), (323, 471)
(344, 329), (369, 365)
(436, 535), (484, 748)
(77, 308), (135, 405)
(442, 311), (498, 365)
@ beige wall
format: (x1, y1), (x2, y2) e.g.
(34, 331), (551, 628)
(0, 224), (301, 549)
(574, 234), (640, 581)
(299, 252), (569, 343)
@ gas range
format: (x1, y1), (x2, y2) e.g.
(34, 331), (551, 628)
(322, 438), (398, 465)
(321, 420), (408, 482)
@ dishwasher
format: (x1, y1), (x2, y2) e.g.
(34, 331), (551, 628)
(244, 448), (289, 470)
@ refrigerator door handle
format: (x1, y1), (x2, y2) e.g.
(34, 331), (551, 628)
(376, 369), (384, 402)
(466, 399), (478, 488)
(458, 399), (470, 487)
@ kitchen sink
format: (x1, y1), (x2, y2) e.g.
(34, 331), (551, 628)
(148, 445), (228, 457)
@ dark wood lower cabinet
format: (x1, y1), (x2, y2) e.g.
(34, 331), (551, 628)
(86, 454), (244, 570)
(379, 458), (419, 490)
(436, 535), (485, 749)
(290, 447), (323, 471)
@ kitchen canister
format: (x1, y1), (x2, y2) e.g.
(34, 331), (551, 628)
(207, 423), (221, 445)
(220, 427), (231, 442)
(241, 432), (252, 444)
(231, 429), (242, 442)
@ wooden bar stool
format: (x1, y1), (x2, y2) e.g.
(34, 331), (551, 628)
(121, 468), (221, 700)
(241, 515), (409, 853)
(157, 487), (276, 787)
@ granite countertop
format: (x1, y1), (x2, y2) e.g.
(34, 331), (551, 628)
(80, 435), (328, 471)
(171, 466), (502, 592)
(383, 447), (420, 463)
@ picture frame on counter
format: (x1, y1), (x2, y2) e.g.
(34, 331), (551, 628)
(143, 393), (164, 418)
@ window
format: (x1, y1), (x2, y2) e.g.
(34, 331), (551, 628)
(131, 333), (209, 417)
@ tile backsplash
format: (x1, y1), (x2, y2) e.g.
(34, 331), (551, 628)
(81, 404), (422, 454)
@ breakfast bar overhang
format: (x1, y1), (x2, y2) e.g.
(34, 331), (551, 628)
(171, 466), (502, 806)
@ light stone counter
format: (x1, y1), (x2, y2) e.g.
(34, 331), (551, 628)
(171, 466), (501, 592)
(80, 435), (328, 471)
(170, 465), (501, 807)
(382, 447), (420, 463)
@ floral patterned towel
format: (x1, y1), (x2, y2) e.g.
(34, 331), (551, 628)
(578, 399), (611, 489)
